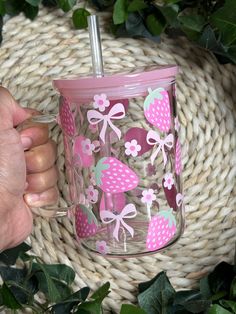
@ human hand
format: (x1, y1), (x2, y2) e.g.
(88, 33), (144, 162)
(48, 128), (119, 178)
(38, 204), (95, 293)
(0, 87), (58, 251)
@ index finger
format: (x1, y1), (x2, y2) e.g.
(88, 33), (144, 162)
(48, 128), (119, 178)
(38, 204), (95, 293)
(0, 87), (31, 130)
(17, 111), (49, 148)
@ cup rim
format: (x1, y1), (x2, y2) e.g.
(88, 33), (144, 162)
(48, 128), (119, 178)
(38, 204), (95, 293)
(53, 64), (178, 92)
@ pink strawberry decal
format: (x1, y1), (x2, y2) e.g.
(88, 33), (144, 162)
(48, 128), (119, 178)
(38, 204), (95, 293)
(175, 138), (182, 175)
(144, 87), (171, 132)
(146, 208), (176, 251)
(59, 98), (76, 137)
(94, 157), (139, 193)
(75, 204), (98, 238)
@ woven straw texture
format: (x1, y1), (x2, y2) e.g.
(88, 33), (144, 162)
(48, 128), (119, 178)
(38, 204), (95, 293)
(1, 6), (236, 313)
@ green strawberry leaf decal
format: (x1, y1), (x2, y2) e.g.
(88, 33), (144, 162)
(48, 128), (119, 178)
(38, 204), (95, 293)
(94, 157), (110, 186)
(80, 204), (98, 225)
(158, 208), (176, 228)
(144, 87), (165, 110)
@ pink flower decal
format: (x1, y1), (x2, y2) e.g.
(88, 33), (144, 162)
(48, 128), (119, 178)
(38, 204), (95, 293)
(96, 240), (108, 255)
(141, 189), (156, 220)
(85, 185), (99, 203)
(141, 189), (156, 204)
(81, 138), (95, 156)
(163, 173), (174, 190)
(125, 139), (141, 157)
(93, 94), (110, 112)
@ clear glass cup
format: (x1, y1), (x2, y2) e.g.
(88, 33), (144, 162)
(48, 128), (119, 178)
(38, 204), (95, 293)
(32, 65), (184, 257)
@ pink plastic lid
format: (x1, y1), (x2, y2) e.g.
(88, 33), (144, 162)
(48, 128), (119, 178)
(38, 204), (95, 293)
(53, 65), (178, 103)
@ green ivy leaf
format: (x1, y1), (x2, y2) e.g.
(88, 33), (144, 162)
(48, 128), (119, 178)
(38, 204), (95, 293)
(42, 0), (57, 6)
(200, 277), (212, 299)
(120, 304), (147, 313)
(183, 300), (212, 313)
(22, 3), (39, 20)
(113, 0), (128, 25)
(90, 0), (114, 10)
(164, 0), (182, 3)
(72, 8), (90, 29)
(230, 277), (236, 299)
(219, 300), (236, 313)
(173, 290), (202, 305)
(25, 0), (41, 6)
(173, 290), (211, 313)
(178, 14), (205, 32)
(52, 287), (90, 313)
(0, 266), (38, 304)
(138, 272), (175, 314)
(75, 283), (110, 314)
(0, 242), (31, 265)
(90, 282), (110, 300)
(32, 263), (75, 285)
(57, 0), (76, 12)
(0, 0), (6, 15)
(4, 0), (22, 15)
(75, 298), (103, 313)
(198, 25), (236, 64)
(208, 262), (235, 296)
(158, 4), (179, 28)
(210, 0), (236, 46)
(116, 12), (161, 42)
(146, 13), (166, 36)
(0, 283), (22, 310)
(208, 304), (232, 314)
(227, 45), (236, 64)
(127, 0), (148, 13)
(31, 263), (62, 303)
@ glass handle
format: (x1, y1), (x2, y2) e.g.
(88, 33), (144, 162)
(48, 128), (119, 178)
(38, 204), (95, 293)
(17, 113), (71, 218)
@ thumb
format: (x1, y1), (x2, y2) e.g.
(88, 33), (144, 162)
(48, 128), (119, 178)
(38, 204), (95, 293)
(0, 87), (31, 130)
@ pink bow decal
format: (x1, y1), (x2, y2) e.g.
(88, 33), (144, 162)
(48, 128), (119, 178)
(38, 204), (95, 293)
(146, 130), (174, 166)
(87, 103), (125, 143)
(100, 204), (137, 241)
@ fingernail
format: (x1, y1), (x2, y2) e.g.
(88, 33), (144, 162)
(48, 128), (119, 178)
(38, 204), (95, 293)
(25, 193), (40, 206)
(21, 136), (33, 150)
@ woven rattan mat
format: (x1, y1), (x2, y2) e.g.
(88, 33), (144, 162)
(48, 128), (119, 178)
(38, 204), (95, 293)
(1, 7), (236, 313)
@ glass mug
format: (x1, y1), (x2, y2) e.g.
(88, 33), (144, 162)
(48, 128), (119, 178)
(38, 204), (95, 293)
(31, 65), (184, 257)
